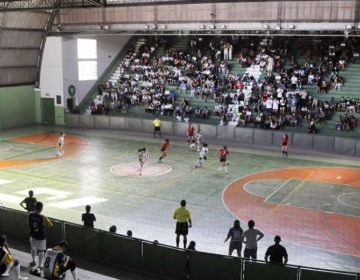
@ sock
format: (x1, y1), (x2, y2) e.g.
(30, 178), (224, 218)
(71, 270), (77, 280)
(31, 248), (36, 262)
(14, 264), (20, 279)
(38, 251), (44, 268)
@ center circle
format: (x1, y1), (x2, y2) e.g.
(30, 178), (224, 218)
(110, 162), (172, 177)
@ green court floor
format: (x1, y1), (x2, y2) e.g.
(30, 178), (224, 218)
(0, 126), (359, 274)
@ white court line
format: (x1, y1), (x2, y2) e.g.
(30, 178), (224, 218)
(337, 192), (360, 209)
(0, 179), (13, 185)
(0, 193), (23, 203)
(48, 197), (107, 208)
(264, 178), (293, 202)
(16, 187), (70, 201)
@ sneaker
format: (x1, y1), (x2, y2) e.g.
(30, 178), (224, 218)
(30, 261), (36, 267)
(19, 277), (29, 280)
(1, 272), (10, 276)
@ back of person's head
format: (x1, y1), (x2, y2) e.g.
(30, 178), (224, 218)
(138, 147), (146, 153)
(85, 205), (91, 212)
(274, 235), (281, 243)
(180, 199), (186, 207)
(35, 201), (43, 212)
(127, 230), (133, 237)
(109, 225), (117, 233)
(165, 138), (170, 143)
(224, 146), (227, 150)
(188, 240), (196, 250)
(233, 219), (240, 228)
(29, 190), (34, 197)
(0, 234), (6, 246)
(248, 220), (255, 229)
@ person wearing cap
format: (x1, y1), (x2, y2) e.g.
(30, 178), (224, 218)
(43, 240), (79, 280)
(173, 200), (192, 248)
(264, 235), (288, 265)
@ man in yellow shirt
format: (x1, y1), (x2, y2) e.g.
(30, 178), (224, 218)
(173, 200), (192, 248)
(153, 117), (162, 137)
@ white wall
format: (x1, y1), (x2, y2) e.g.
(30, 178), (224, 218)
(40, 37), (64, 106)
(40, 35), (131, 109)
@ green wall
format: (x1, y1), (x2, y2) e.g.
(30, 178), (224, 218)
(0, 85), (36, 130)
(0, 86), (64, 130)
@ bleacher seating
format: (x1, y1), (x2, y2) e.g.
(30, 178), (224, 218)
(81, 35), (360, 139)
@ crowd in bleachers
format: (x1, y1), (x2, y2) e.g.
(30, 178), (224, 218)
(89, 35), (360, 133)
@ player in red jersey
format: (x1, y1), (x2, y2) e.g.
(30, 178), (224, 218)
(216, 145), (230, 174)
(159, 139), (170, 162)
(281, 133), (289, 157)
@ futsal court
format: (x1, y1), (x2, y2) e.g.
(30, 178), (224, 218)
(0, 125), (359, 274)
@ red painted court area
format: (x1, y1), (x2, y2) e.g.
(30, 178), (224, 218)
(0, 132), (89, 168)
(223, 167), (360, 257)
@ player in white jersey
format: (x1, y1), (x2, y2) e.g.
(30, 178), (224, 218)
(190, 129), (203, 151)
(43, 241), (79, 280)
(137, 147), (149, 176)
(56, 132), (65, 157)
(194, 143), (208, 168)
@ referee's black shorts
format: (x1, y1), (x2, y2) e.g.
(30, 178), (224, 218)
(175, 222), (189, 235)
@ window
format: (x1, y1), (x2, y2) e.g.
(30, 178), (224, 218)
(77, 39), (97, 81)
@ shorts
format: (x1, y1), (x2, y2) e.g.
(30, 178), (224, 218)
(220, 156), (227, 163)
(229, 240), (242, 252)
(30, 237), (46, 251)
(0, 263), (7, 275)
(175, 222), (189, 235)
(161, 148), (166, 152)
(244, 247), (257, 259)
(154, 127), (161, 132)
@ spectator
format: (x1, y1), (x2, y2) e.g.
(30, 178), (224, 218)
(109, 225), (117, 233)
(0, 234), (28, 280)
(224, 220), (244, 257)
(28, 201), (53, 268)
(82, 205), (96, 228)
(187, 241), (196, 251)
(242, 220), (264, 260)
(173, 199), (192, 248)
(19, 190), (37, 212)
(265, 235), (288, 265)
(308, 118), (317, 133)
(127, 230), (133, 237)
(42, 240), (79, 280)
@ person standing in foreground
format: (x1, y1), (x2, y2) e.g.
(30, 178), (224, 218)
(81, 205), (96, 228)
(173, 200), (192, 248)
(19, 190), (37, 212)
(43, 240), (79, 280)
(194, 143), (208, 168)
(138, 147), (149, 176)
(242, 220), (264, 260)
(153, 117), (162, 138)
(265, 235), (288, 265)
(159, 138), (170, 163)
(281, 133), (289, 157)
(56, 132), (65, 157)
(0, 235), (28, 280)
(28, 201), (53, 268)
(216, 145), (230, 174)
(224, 219), (244, 257)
